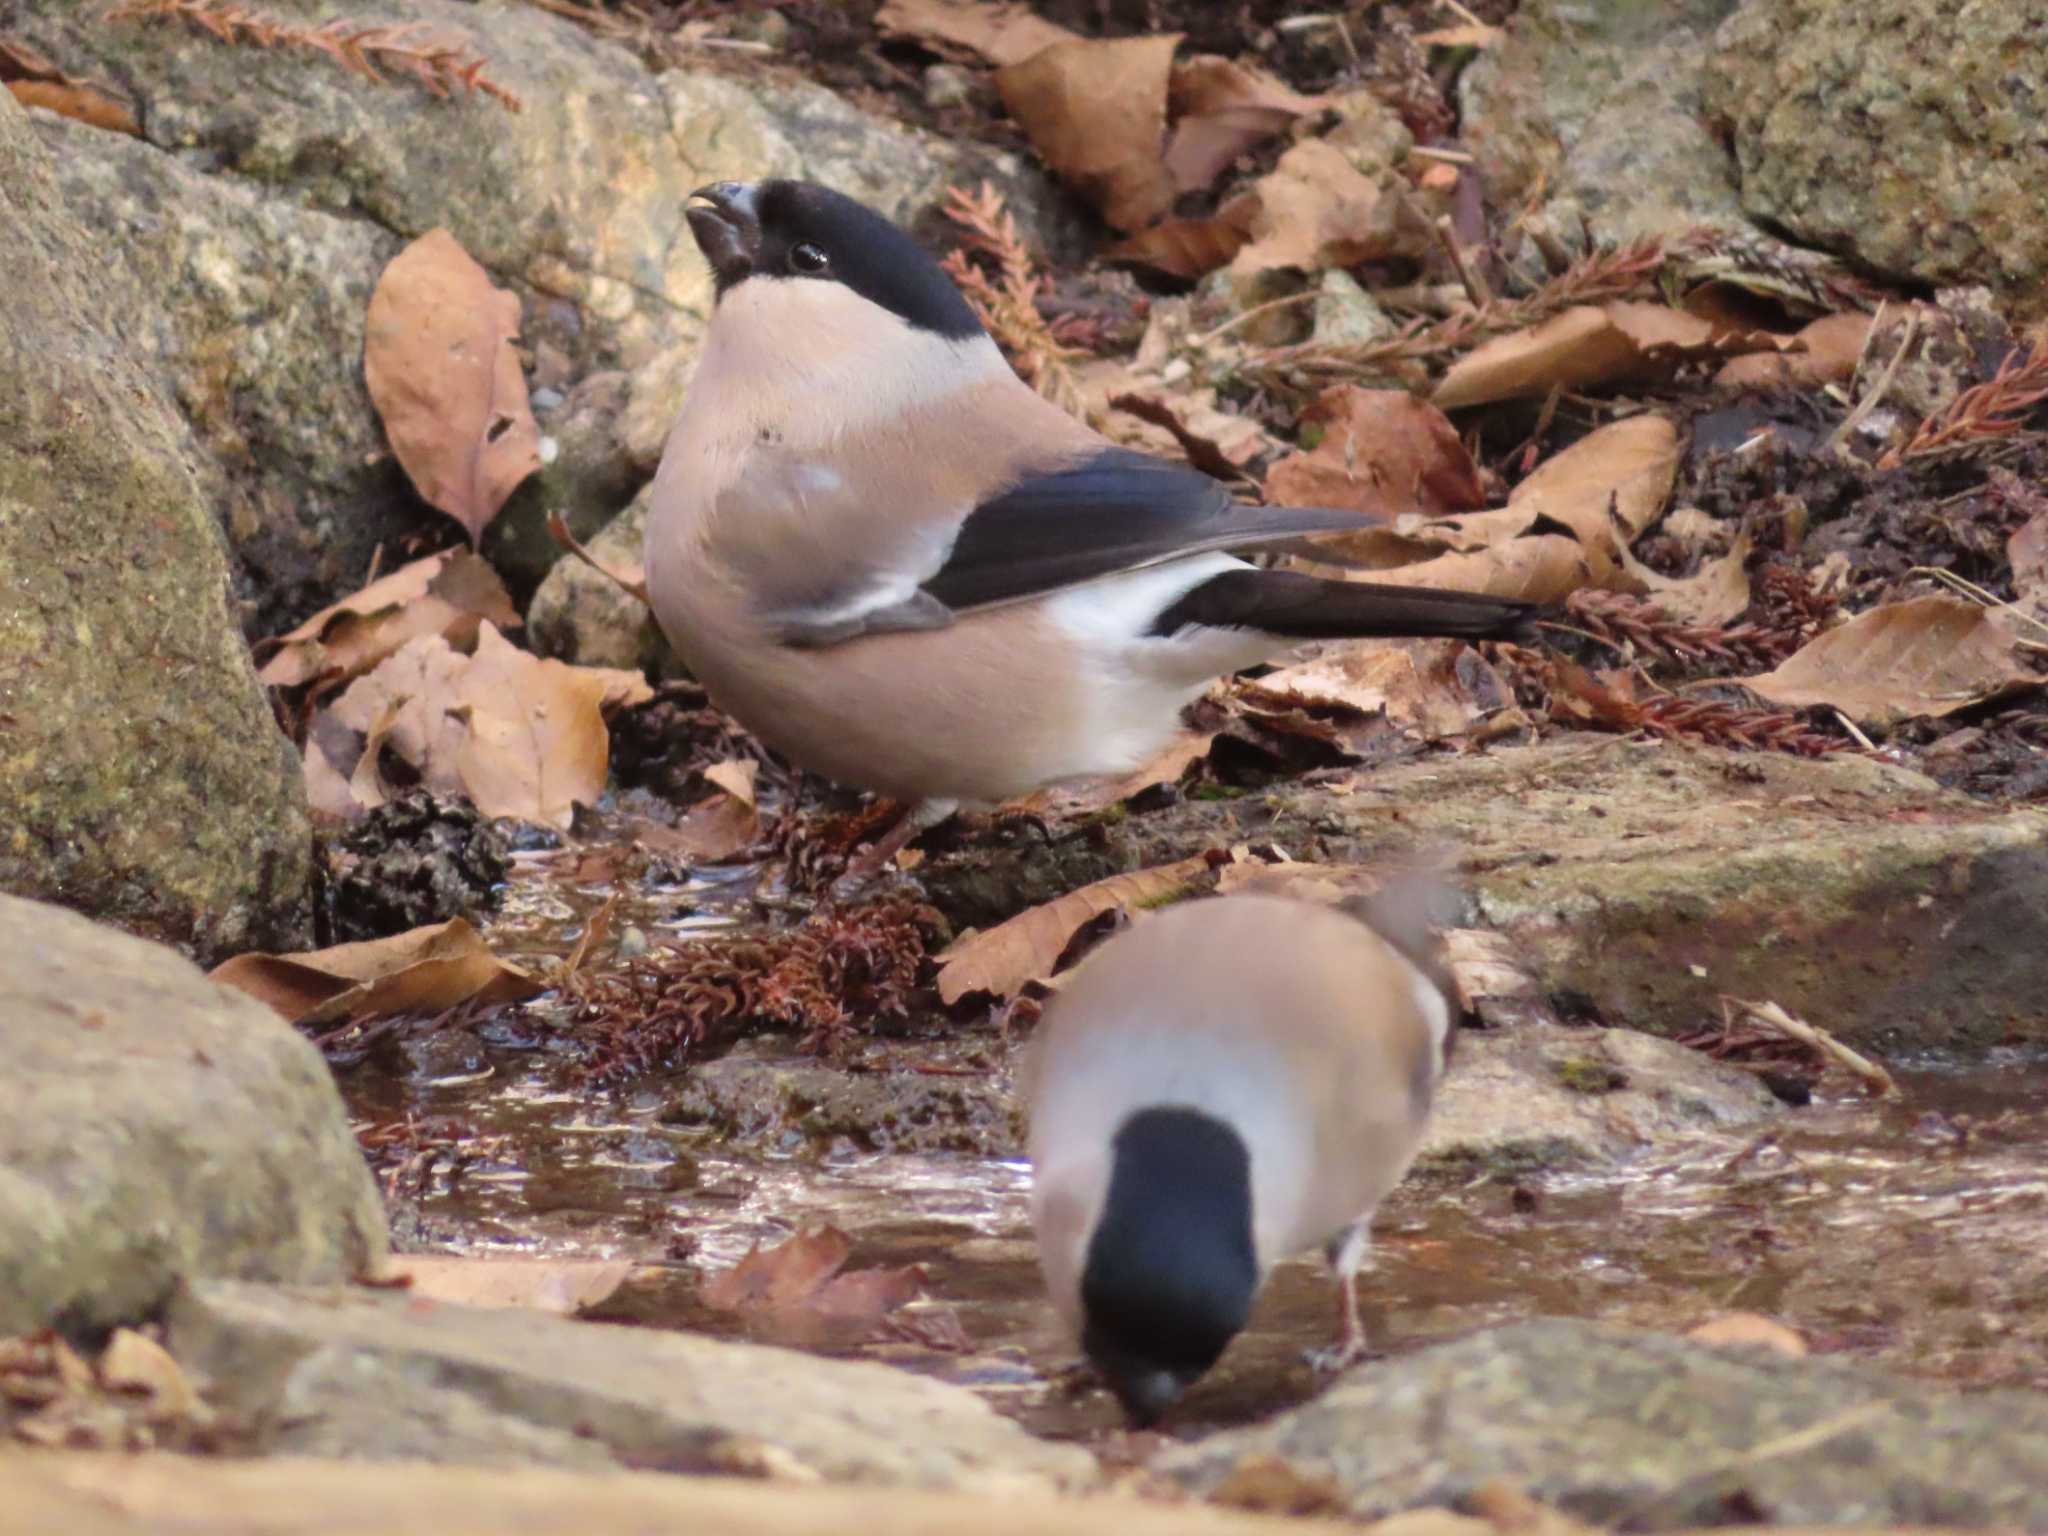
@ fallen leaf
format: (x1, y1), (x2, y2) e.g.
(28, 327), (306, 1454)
(702, 758), (759, 807)
(364, 228), (543, 546)
(1714, 311), (1872, 391)
(702, 1226), (924, 1345)
(1225, 138), (1422, 280)
(209, 917), (542, 1027)
(1265, 387), (1486, 519)
(392, 1257), (636, 1315)
(257, 549), (518, 690)
(97, 1330), (204, 1421)
(1108, 390), (1274, 479)
(1296, 414), (1679, 604)
(1434, 303), (1783, 411)
(935, 854), (1217, 1002)
(2009, 510), (2048, 604)
(1741, 596), (2038, 725)
(658, 783), (764, 863)
(1163, 54), (1323, 195)
(315, 625), (652, 828)
(1106, 213), (1250, 279)
(1, 41), (139, 135)
(997, 35), (1180, 232)
(875, 0), (1077, 66)
(1685, 1312), (1808, 1359)
(1006, 726), (1217, 818)
(1237, 637), (1519, 742)
(1624, 531), (1753, 628)
(1212, 858), (1382, 902)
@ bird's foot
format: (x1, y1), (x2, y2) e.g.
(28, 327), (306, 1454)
(1301, 1336), (1372, 1376)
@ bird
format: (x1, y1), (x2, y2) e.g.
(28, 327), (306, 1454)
(1022, 886), (1456, 1425)
(647, 178), (1530, 864)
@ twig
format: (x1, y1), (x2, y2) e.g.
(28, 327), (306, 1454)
(1720, 997), (1901, 1100)
(546, 510), (650, 607)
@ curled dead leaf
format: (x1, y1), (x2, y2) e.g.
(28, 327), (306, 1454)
(1108, 390), (1274, 480)
(1741, 595), (2039, 726)
(935, 854), (1219, 1002)
(1163, 54), (1324, 195)
(1265, 387), (1486, 520)
(364, 228), (543, 546)
(209, 917), (541, 1026)
(1714, 311), (1873, 392)
(257, 550), (517, 691)
(1106, 213), (1250, 280)
(1623, 531), (1754, 628)
(1236, 638), (1520, 743)
(874, 0), (1077, 66)
(997, 35), (1180, 232)
(1434, 303), (1786, 411)
(1225, 138), (1421, 280)
(1685, 1312), (1808, 1359)
(2, 41), (140, 135)
(702, 1225), (924, 1346)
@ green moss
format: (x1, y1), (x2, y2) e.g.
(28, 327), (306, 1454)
(1553, 1056), (1630, 1095)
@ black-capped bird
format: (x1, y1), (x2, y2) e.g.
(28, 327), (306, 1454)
(1022, 890), (1455, 1425)
(647, 179), (1528, 854)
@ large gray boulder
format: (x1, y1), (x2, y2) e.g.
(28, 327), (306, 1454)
(0, 89), (312, 958)
(166, 1279), (1094, 1490)
(0, 896), (387, 1336)
(1704, 0), (2048, 310)
(1157, 1319), (2048, 1527)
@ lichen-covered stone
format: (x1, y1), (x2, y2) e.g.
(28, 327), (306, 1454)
(0, 896), (387, 1336)
(0, 91), (311, 958)
(1705, 0), (2048, 313)
(1157, 1319), (2048, 1527)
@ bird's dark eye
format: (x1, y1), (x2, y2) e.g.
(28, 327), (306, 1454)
(788, 241), (829, 275)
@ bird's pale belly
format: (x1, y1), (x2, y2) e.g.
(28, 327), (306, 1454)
(673, 600), (1189, 807)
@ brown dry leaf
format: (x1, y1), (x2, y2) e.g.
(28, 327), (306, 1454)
(658, 782), (764, 863)
(1213, 858), (1381, 902)
(1434, 303), (1783, 411)
(1624, 531), (1753, 627)
(1226, 138), (1420, 280)
(392, 1257), (636, 1315)
(452, 625), (653, 828)
(1265, 387), (1486, 519)
(1742, 596), (2038, 725)
(2008, 510), (2048, 604)
(1298, 414), (1679, 604)
(1164, 54), (1323, 195)
(1106, 212), (1250, 279)
(1237, 638), (1518, 742)
(702, 758), (759, 807)
(1109, 390), (1275, 479)
(2, 40), (141, 135)
(997, 35), (1180, 232)
(874, 0), (1077, 65)
(97, 1330), (205, 1422)
(935, 854), (1218, 1002)
(1714, 311), (1873, 391)
(702, 1226), (923, 1343)
(1685, 1312), (1808, 1359)
(258, 550), (517, 690)
(364, 228), (543, 546)
(209, 917), (541, 1027)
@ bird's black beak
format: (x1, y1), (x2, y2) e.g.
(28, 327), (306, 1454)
(687, 181), (759, 288)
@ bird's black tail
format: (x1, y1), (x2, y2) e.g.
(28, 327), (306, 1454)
(1150, 568), (1537, 642)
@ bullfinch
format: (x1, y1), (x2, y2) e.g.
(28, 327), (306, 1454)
(647, 179), (1528, 848)
(1022, 888), (1454, 1425)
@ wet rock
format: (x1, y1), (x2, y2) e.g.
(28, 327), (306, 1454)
(6, 1451), (1363, 1536)
(1705, 1), (2048, 313)
(0, 91), (311, 958)
(1459, 0), (1755, 252)
(8, 0), (1073, 625)
(0, 897), (387, 1336)
(322, 792), (512, 944)
(918, 740), (2048, 1050)
(663, 1040), (1022, 1157)
(165, 1280), (1094, 1490)
(526, 480), (677, 675)
(1418, 1023), (1778, 1178)
(1156, 1318), (2048, 1527)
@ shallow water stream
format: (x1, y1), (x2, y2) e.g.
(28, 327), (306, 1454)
(335, 865), (2048, 1446)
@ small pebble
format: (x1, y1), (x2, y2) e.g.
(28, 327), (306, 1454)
(923, 63), (974, 111)
(617, 924), (651, 959)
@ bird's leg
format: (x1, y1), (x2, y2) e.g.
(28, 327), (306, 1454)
(828, 797), (957, 901)
(1304, 1220), (1373, 1374)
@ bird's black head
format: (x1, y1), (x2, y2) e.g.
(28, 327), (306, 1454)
(1080, 1105), (1259, 1427)
(685, 178), (984, 340)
